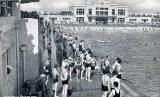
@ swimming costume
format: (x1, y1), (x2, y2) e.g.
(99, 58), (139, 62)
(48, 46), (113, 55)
(117, 74), (122, 79)
(53, 75), (58, 83)
(79, 45), (82, 51)
(62, 80), (68, 85)
(101, 84), (109, 91)
(85, 63), (91, 67)
(113, 90), (120, 97)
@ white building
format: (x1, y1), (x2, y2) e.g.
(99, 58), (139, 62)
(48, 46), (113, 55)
(40, 10), (74, 24)
(40, 0), (128, 24)
(151, 12), (160, 25)
(127, 13), (153, 24)
(72, 0), (128, 24)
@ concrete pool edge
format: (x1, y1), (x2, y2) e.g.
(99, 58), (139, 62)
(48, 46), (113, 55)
(122, 81), (149, 97)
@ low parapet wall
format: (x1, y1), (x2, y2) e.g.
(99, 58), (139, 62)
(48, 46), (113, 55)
(121, 81), (148, 97)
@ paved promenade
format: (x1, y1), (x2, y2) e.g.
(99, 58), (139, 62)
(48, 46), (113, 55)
(45, 69), (147, 97)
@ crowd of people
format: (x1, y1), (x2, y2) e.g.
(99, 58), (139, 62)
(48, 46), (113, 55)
(39, 20), (122, 97)
(21, 11), (39, 19)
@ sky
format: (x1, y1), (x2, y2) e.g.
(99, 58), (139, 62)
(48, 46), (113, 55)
(20, 0), (160, 13)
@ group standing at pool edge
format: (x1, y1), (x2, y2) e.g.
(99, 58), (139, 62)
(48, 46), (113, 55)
(40, 21), (122, 97)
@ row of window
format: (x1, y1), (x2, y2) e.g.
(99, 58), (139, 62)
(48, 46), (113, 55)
(96, 7), (108, 10)
(96, 11), (108, 16)
(118, 10), (125, 16)
(63, 18), (71, 20)
(76, 17), (84, 22)
(141, 19), (148, 22)
(60, 11), (73, 15)
(51, 17), (71, 20)
(118, 18), (125, 23)
(76, 8), (125, 16)
(76, 17), (125, 23)
(51, 17), (57, 20)
(130, 19), (137, 21)
(0, 0), (12, 16)
(76, 8), (84, 15)
(130, 19), (149, 22)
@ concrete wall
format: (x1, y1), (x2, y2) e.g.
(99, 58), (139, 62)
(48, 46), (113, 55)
(18, 19), (39, 93)
(0, 1), (21, 96)
(0, 17), (39, 96)
(0, 16), (17, 96)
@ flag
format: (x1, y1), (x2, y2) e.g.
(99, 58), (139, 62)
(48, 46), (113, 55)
(21, 0), (39, 3)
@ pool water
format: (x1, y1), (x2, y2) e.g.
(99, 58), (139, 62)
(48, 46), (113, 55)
(70, 29), (160, 97)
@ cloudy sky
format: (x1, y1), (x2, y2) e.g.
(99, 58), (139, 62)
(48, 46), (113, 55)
(20, 0), (160, 13)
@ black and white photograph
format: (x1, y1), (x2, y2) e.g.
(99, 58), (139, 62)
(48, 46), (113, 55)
(0, 0), (160, 97)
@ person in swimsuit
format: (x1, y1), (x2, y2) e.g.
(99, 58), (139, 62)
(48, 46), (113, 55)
(68, 37), (74, 57)
(75, 58), (82, 81)
(103, 56), (111, 75)
(91, 56), (97, 70)
(86, 45), (93, 57)
(61, 68), (69, 97)
(105, 56), (111, 69)
(68, 57), (74, 81)
(101, 69), (110, 97)
(79, 40), (84, 52)
(80, 52), (85, 79)
(85, 53), (92, 81)
(47, 42), (52, 59)
(109, 81), (120, 97)
(43, 60), (51, 85)
(109, 71), (120, 97)
(52, 65), (59, 97)
(42, 60), (52, 96)
(62, 59), (69, 72)
(112, 57), (122, 79)
(71, 41), (77, 58)
(75, 48), (80, 59)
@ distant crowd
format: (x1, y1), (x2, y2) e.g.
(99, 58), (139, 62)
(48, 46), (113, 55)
(21, 11), (39, 19)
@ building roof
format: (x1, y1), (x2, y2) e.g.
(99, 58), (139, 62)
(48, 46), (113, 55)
(117, 6), (128, 8)
(72, 0), (128, 8)
(109, 4), (118, 6)
(72, 4), (86, 7)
